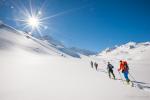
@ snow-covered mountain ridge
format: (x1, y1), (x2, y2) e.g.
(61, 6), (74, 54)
(97, 42), (150, 61)
(0, 23), (82, 58)
(69, 47), (97, 56)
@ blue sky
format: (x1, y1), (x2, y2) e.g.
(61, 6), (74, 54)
(0, 0), (150, 52)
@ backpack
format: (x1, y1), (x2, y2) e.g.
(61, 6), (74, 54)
(124, 61), (129, 71)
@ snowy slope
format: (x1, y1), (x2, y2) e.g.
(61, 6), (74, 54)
(35, 35), (96, 56)
(39, 35), (65, 47)
(98, 42), (150, 61)
(94, 42), (150, 91)
(0, 23), (80, 58)
(0, 23), (150, 100)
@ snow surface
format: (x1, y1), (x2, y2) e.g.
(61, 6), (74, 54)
(0, 23), (150, 100)
(0, 24), (80, 58)
(95, 41), (150, 92)
(98, 42), (150, 61)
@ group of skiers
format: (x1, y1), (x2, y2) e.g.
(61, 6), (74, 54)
(91, 61), (98, 71)
(91, 60), (131, 84)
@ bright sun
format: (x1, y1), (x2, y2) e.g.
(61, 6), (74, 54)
(27, 17), (40, 28)
(15, 0), (81, 35)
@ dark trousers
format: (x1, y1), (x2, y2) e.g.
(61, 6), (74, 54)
(108, 70), (115, 79)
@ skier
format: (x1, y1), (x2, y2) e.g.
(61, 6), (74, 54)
(90, 61), (93, 68)
(118, 60), (130, 83)
(94, 62), (98, 71)
(107, 62), (115, 79)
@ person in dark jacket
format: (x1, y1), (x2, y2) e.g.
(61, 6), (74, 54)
(94, 62), (98, 71)
(107, 62), (115, 79)
(90, 61), (93, 68)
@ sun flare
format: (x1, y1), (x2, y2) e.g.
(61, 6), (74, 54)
(14, 1), (79, 35)
(27, 17), (39, 28)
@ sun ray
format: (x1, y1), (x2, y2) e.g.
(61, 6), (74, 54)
(40, 5), (88, 21)
(27, 17), (39, 27)
(36, 26), (43, 37)
(11, 1), (89, 36)
(13, 1), (46, 35)
(29, 0), (34, 17)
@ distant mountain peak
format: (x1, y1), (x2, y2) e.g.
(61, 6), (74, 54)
(98, 41), (150, 59)
(122, 42), (137, 49)
(69, 47), (97, 56)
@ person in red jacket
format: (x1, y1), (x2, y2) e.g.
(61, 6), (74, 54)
(118, 60), (130, 83)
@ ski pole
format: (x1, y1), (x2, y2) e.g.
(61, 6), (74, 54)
(118, 71), (125, 84)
